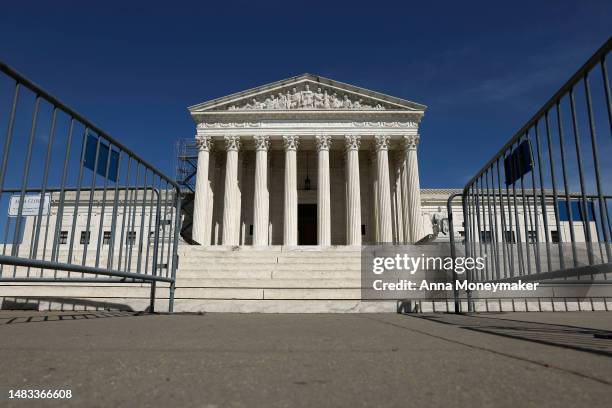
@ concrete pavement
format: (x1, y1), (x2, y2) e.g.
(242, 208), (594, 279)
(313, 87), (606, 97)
(1, 311), (611, 407)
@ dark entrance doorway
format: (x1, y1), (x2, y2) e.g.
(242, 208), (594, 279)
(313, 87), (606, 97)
(298, 204), (317, 245)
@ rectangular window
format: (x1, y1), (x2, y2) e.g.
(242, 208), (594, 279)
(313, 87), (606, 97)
(480, 231), (492, 243)
(103, 231), (112, 245)
(458, 230), (465, 237)
(126, 231), (136, 245)
(504, 231), (516, 243)
(551, 230), (560, 243)
(558, 200), (595, 222)
(527, 231), (537, 243)
(361, 224), (366, 235)
(80, 231), (90, 245)
(59, 231), (68, 245)
(249, 225), (253, 236)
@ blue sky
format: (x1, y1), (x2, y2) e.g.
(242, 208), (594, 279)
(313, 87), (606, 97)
(0, 0), (610, 188)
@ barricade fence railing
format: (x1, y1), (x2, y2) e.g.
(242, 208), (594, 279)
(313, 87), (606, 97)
(0, 61), (182, 312)
(449, 38), (611, 312)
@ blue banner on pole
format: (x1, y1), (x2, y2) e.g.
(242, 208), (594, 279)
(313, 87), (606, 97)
(83, 134), (119, 182)
(504, 140), (533, 186)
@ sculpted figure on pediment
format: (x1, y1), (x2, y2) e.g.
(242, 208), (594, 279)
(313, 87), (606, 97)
(332, 92), (343, 108)
(323, 90), (331, 109)
(343, 95), (353, 108)
(246, 98), (261, 109)
(290, 87), (301, 108)
(277, 92), (288, 109)
(266, 97), (276, 109)
(314, 88), (325, 108)
(302, 84), (314, 108)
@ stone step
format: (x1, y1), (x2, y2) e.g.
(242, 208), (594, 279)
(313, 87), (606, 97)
(272, 270), (361, 279)
(260, 288), (361, 300)
(176, 269), (360, 279)
(174, 278), (362, 288)
(177, 263), (360, 271)
(168, 299), (398, 313)
(178, 245), (361, 251)
(177, 255), (362, 263)
(177, 269), (272, 279)
(178, 256), (361, 264)
(177, 249), (362, 257)
(174, 288), (264, 299)
(174, 288), (363, 300)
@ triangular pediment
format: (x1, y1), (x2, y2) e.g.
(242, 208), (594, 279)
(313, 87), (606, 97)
(188, 74), (426, 113)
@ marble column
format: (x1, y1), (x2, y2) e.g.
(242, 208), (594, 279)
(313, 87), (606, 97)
(252, 135), (270, 246)
(211, 157), (223, 244)
(393, 152), (404, 244)
(403, 134), (424, 243)
(238, 155), (247, 245)
(374, 135), (393, 243)
(283, 135), (299, 245)
(192, 135), (212, 245)
(345, 135), (362, 246)
(315, 135), (332, 246)
(400, 153), (410, 244)
(370, 150), (379, 242)
(222, 135), (241, 245)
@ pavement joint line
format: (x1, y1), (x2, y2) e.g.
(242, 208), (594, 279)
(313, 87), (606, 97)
(361, 314), (612, 387)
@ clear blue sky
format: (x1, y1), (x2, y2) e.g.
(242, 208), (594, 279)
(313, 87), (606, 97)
(1, 0), (610, 188)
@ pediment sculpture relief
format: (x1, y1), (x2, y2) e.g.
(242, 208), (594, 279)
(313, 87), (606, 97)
(225, 84), (389, 111)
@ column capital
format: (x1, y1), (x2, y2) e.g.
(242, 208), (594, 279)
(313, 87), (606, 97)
(344, 135), (361, 151)
(282, 135), (300, 151)
(315, 135), (332, 152)
(253, 135), (270, 151)
(403, 134), (420, 150)
(195, 135), (212, 152)
(374, 135), (390, 152)
(224, 135), (241, 151)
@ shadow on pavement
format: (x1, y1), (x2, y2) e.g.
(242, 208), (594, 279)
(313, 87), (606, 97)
(0, 311), (146, 326)
(412, 314), (612, 357)
(1, 296), (136, 312)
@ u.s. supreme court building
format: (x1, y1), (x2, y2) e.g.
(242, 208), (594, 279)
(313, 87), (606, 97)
(188, 73), (427, 248)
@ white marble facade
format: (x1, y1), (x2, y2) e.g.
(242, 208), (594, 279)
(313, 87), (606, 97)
(188, 74), (427, 246)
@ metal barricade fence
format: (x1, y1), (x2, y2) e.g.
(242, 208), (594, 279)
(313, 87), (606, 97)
(449, 38), (612, 312)
(0, 60), (182, 312)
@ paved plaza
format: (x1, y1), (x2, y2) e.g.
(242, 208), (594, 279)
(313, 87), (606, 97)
(1, 311), (611, 407)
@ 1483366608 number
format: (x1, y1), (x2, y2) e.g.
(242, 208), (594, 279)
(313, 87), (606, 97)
(8, 389), (72, 399)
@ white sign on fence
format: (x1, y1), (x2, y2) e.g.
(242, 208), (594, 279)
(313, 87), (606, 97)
(8, 193), (51, 217)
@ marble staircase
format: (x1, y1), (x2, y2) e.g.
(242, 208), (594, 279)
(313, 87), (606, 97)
(171, 246), (397, 313)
